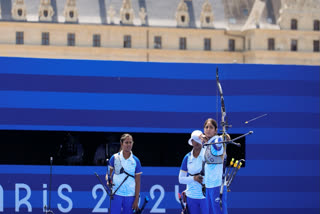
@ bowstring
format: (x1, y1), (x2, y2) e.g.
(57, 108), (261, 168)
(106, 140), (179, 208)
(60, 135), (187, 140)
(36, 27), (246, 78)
(216, 81), (219, 134)
(216, 68), (220, 135)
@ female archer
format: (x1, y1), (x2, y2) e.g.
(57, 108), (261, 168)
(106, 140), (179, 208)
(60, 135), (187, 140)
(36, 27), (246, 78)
(179, 130), (208, 214)
(201, 118), (229, 214)
(106, 133), (142, 214)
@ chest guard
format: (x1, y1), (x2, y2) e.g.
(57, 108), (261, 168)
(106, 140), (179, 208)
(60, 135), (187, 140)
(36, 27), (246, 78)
(113, 153), (135, 178)
(204, 145), (224, 164)
(114, 153), (123, 175)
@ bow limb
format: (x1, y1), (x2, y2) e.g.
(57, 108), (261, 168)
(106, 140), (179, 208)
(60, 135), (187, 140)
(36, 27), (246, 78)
(216, 67), (228, 211)
(216, 68), (226, 126)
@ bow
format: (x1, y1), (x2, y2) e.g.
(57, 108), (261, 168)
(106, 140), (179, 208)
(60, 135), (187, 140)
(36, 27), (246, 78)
(215, 67), (254, 211)
(216, 67), (230, 210)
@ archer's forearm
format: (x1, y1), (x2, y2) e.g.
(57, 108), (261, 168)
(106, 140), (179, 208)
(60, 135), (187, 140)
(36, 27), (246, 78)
(135, 174), (141, 199)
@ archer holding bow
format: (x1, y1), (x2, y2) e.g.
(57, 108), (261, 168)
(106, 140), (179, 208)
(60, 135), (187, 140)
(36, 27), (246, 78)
(106, 134), (142, 214)
(200, 118), (229, 214)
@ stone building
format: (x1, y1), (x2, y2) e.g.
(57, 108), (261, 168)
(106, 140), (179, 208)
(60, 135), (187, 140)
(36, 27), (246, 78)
(0, 0), (319, 65)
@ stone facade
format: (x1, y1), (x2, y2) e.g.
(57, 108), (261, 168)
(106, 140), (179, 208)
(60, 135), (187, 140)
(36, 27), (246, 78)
(0, 0), (319, 65)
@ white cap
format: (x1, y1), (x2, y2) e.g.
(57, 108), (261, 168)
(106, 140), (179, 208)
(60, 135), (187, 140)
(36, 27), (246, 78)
(188, 130), (203, 146)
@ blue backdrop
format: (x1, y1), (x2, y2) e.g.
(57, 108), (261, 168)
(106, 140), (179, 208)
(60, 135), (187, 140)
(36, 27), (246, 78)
(0, 57), (319, 213)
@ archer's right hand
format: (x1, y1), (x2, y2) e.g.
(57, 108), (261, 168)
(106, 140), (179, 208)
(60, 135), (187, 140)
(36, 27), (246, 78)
(199, 134), (209, 144)
(105, 175), (112, 186)
(194, 175), (203, 184)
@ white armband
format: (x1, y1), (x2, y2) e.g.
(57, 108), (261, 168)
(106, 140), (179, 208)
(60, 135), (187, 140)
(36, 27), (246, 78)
(178, 170), (194, 184)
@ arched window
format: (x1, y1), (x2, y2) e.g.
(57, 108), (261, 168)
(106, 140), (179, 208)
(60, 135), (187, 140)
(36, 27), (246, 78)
(176, 0), (189, 27)
(11, 2), (27, 21)
(120, 0), (134, 25)
(17, 9), (23, 16)
(205, 16), (210, 24)
(69, 11), (74, 18)
(64, 0), (78, 23)
(181, 15), (185, 23)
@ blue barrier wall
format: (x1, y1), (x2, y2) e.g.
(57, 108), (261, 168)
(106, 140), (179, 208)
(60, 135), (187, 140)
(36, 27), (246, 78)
(0, 57), (319, 213)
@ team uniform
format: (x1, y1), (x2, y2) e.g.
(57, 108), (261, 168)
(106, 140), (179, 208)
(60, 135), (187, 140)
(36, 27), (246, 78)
(179, 148), (208, 214)
(179, 130), (208, 214)
(204, 135), (228, 214)
(109, 151), (142, 214)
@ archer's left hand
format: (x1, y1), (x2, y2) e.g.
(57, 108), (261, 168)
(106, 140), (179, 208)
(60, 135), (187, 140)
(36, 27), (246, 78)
(132, 198), (139, 211)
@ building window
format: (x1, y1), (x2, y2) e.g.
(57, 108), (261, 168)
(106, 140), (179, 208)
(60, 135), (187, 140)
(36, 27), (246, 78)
(17, 9), (23, 17)
(64, 8), (78, 22)
(67, 33), (75, 46)
(243, 8), (249, 16)
(69, 11), (74, 18)
(204, 38), (211, 51)
(268, 38), (275, 50)
(124, 35), (131, 48)
(93, 34), (101, 47)
(314, 20), (320, 31)
(291, 19), (298, 30)
(291, 39), (298, 51)
(42, 32), (50, 46)
(43, 10), (48, 17)
(205, 16), (210, 24)
(16, 32), (24, 45)
(247, 39), (251, 50)
(181, 15), (185, 23)
(154, 36), (162, 49)
(228, 39), (235, 51)
(125, 13), (130, 21)
(314, 40), (320, 52)
(179, 37), (187, 50)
